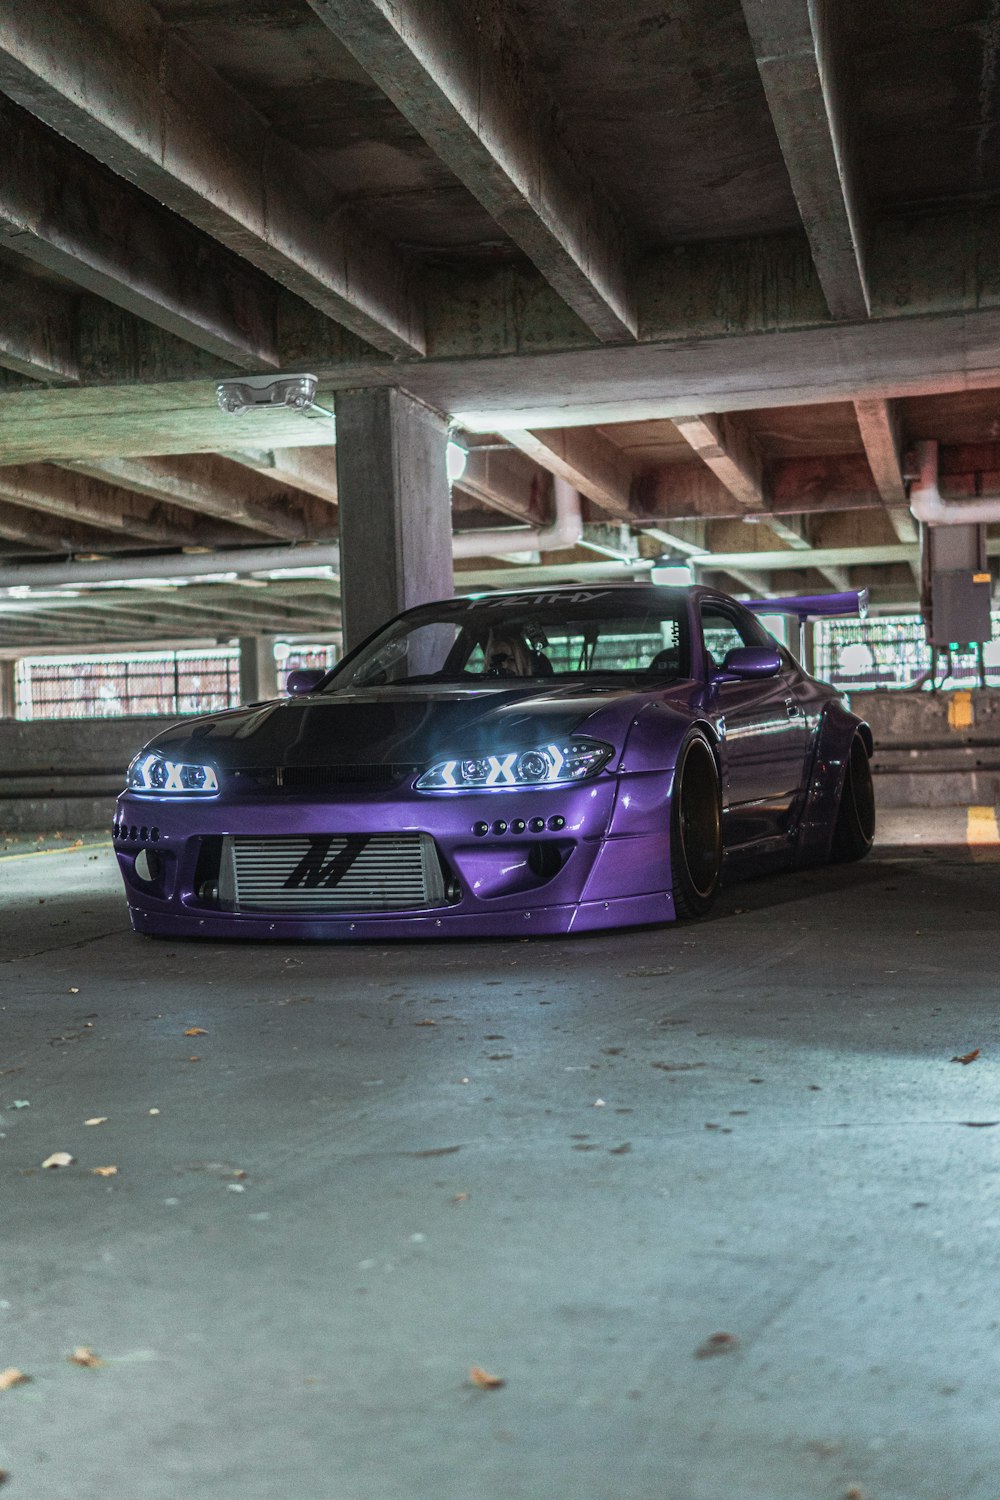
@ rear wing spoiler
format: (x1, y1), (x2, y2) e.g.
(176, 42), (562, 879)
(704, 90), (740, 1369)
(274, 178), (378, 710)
(745, 589), (869, 622)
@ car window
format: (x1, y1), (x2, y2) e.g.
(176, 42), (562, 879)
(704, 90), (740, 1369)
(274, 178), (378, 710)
(700, 601), (769, 669)
(325, 590), (690, 688)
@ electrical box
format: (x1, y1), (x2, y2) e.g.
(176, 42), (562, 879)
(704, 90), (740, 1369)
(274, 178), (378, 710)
(927, 569), (993, 646)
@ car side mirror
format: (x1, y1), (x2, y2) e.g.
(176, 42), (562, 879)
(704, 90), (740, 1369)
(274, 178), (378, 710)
(715, 646), (782, 681)
(286, 668), (326, 696)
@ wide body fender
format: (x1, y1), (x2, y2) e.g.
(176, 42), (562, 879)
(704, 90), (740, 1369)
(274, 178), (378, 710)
(795, 700), (873, 866)
(576, 702), (717, 905)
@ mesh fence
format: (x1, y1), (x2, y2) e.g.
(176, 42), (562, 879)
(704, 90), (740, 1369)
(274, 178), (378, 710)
(16, 649), (241, 721)
(814, 612), (1000, 691)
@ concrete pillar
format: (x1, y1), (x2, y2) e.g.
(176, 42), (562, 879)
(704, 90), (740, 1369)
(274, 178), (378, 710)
(334, 387), (453, 651)
(0, 658), (16, 718)
(238, 637), (278, 704)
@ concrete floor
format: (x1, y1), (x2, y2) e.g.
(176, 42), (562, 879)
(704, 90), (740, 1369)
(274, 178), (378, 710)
(1, 824), (999, 1500)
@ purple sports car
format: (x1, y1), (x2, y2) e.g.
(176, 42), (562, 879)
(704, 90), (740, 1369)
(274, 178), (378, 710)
(113, 583), (875, 940)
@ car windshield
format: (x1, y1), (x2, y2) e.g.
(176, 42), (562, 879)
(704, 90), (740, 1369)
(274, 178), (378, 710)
(323, 589), (690, 689)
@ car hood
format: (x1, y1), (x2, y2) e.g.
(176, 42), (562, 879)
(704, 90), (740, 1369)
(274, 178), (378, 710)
(141, 682), (657, 771)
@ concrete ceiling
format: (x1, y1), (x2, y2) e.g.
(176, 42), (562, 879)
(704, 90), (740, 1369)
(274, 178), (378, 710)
(0, 0), (999, 647)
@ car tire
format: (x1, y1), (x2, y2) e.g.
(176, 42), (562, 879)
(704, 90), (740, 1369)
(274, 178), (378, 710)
(671, 731), (723, 920)
(830, 734), (875, 863)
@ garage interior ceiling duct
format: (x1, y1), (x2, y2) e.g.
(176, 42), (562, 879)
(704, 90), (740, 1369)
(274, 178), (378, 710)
(909, 439), (1000, 526)
(0, 478), (584, 590)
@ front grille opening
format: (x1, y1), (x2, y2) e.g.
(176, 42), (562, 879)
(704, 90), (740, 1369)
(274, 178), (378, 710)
(193, 836), (223, 907)
(218, 832), (447, 914)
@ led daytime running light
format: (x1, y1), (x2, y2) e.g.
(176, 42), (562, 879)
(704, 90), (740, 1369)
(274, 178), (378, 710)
(127, 752), (219, 795)
(416, 739), (610, 791)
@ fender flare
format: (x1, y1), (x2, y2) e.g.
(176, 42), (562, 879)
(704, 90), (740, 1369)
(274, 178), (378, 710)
(796, 702), (873, 866)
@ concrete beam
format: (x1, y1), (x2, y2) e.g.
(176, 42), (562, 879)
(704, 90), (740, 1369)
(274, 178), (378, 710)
(671, 412), (768, 515)
(60, 456), (329, 543)
(739, 0), (869, 320)
(0, 497), (116, 553)
(308, 0), (635, 343)
(0, 257), (78, 384)
(853, 397), (918, 545)
(0, 381), (355, 466)
(0, 97), (281, 370)
(455, 446), (549, 524)
(504, 428), (635, 522)
(699, 543), (918, 572)
(0, 1), (423, 357)
(0, 464), (213, 546)
(642, 455), (886, 523)
(760, 513), (811, 550)
(223, 448), (340, 507)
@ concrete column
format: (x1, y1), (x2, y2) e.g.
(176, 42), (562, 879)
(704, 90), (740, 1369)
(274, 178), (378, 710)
(0, 658), (16, 718)
(238, 637), (278, 704)
(334, 387), (453, 651)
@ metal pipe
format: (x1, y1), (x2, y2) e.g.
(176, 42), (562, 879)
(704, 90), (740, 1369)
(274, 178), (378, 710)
(909, 438), (1000, 526)
(451, 476), (583, 558)
(0, 479), (584, 587)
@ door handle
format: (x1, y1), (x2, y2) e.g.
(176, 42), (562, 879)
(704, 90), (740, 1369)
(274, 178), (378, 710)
(785, 697), (801, 719)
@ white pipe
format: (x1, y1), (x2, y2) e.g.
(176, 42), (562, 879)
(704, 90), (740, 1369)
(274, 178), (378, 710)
(0, 480), (585, 587)
(910, 439), (1000, 526)
(0, 544), (341, 588)
(451, 475), (583, 559)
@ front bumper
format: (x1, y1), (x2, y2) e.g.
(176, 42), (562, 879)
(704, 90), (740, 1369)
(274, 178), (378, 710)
(113, 771), (676, 940)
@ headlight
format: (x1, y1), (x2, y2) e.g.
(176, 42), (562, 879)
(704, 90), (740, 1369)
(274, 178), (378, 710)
(415, 738), (613, 791)
(127, 752), (219, 795)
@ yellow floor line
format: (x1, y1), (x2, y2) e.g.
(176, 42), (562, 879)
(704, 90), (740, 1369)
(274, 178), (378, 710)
(0, 840), (113, 862)
(967, 805), (1000, 862)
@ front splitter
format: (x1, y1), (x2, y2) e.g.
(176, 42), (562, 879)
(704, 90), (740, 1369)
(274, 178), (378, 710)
(127, 888), (675, 941)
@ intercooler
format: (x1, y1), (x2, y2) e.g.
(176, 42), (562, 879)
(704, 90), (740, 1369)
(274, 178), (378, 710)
(216, 832), (446, 913)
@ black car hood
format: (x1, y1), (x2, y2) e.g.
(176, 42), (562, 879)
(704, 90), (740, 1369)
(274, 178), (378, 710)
(144, 682), (648, 771)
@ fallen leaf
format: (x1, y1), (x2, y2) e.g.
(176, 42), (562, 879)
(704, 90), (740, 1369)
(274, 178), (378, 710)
(652, 1061), (706, 1072)
(184, 1027), (208, 1037)
(694, 1332), (740, 1359)
(407, 1144), (461, 1158)
(593, 1098), (605, 1107)
(845, 1489), (867, 1500)
(148, 1108), (160, 1116)
(68, 987), (79, 994)
(952, 1049), (980, 1064)
(608, 1143), (632, 1155)
(469, 1366), (504, 1389)
(68, 1347), (103, 1369)
(91, 1166), (118, 1177)
(84, 1117), (108, 1127)
(415, 1020), (436, 1027)
(451, 1193), (469, 1203)
(187, 1055), (200, 1063)
(10, 1100), (29, 1109)
(0, 1467), (9, 1485)
(42, 1151), (75, 1169)
(0, 1369), (29, 1391)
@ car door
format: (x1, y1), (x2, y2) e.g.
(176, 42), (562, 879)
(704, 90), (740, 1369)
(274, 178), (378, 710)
(700, 599), (809, 846)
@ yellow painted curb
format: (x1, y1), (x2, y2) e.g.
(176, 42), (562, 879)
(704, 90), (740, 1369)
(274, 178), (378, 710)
(949, 690), (974, 730)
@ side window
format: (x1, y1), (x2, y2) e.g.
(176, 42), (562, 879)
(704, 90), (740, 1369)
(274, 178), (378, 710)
(700, 602), (766, 670)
